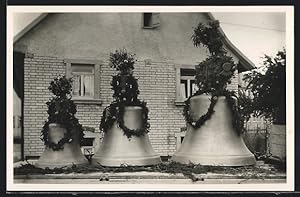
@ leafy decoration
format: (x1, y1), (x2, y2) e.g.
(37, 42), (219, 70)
(41, 76), (84, 151)
(109, 48), (136, 74)
(183, 20), (243, 134)
(14, 161), (280, 182)
(100, 49), (150, 138)
(183, 91), (217, 129)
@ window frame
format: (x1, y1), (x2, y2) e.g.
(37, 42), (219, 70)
(142, 13), (160, 29)
(64, 59), (102, 105)
(175, 64), (197, 106)
(71, 65), (95, 99)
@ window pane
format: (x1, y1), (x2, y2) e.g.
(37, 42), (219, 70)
(83, 75), (94, 97)
(72, 64), (94, 73)
(144, 13), (152, 27)
(180, 68), (195, 76)
(180, 80), (187, 99)
(72, 75), (81, 97)
(71, 64), (95, 98)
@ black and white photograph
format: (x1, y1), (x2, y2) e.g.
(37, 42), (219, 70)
(7, 6), (294, 191)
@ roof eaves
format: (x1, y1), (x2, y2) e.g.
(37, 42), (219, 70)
(13, 13), (48, 44)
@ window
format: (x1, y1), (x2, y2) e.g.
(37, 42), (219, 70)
(143, 13), (160, 28)
(180, 69), (198, 99)
(65, 59), (102, 104)
(175, 65), (198, 106)
(71, 64), (94, 98)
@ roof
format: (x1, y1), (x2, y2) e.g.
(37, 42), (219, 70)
(13, 12), (256, 72)
(13, 13), (48, 44)
(206, 13), (256, 71)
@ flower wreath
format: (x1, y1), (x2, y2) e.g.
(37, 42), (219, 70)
(100, 100), (150, 139)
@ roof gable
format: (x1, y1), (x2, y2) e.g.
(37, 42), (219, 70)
(14, 12), (255, 72)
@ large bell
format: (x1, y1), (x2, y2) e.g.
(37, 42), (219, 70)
(35, 123), (88, 169)
(172, 94), (256, 166)
(93, 106), (162, 166)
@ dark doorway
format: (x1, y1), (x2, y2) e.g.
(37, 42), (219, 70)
(13, 51), (25, 161)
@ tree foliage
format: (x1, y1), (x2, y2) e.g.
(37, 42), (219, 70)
(243, 49), (286, 124)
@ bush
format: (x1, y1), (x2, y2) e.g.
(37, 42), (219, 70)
(243, 49), (286, 124)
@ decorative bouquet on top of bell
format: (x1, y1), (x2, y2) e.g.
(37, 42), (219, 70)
(192, 20), (237, 95)
(100, 49), (150, 139)
(183, 20), (244, 134)
(110, 49), (140, 104)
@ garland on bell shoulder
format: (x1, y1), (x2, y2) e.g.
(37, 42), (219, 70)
(99, 49), (150, 139)
(183, 90), (217, 129)
(100, 100), (150, 139)
(183, 90), (245, 135)
(223, 90), (246, 135)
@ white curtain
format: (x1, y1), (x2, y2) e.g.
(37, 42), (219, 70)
(83, 75), (94, 97)
(180, 83), (186, 99)
(73, 75), (81, 97)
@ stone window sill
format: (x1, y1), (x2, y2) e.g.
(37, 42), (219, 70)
(174, 99), (186, 106)
(72, 98), (102, 105)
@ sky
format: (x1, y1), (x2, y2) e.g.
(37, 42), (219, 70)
(13, 12), (286, 67)
(212, 12), (286, 67)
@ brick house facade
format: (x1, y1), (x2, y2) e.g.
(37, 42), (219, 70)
(13, 13), (254, 159)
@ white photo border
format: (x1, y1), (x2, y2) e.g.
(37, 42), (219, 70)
(7, 5), (295, 192)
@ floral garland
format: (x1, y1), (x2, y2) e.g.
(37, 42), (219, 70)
(183, 91), (217, 129)
(183, 90), (244, 135)
(118, 101), (150, 139)
(223, 90), (245, 135)
(42, 117), (83, 151)
(100, 100), (150, 139)
(46, 126), (73, 151)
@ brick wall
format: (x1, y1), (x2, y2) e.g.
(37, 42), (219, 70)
(23, 54), (239, 158)
(23, 55), (104, 157)
(227, 70), (239, 93)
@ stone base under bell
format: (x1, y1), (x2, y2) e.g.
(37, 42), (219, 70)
(172, 154), (256, 166)
(93, 106), (162, 167)
(94, 155), (162, 167)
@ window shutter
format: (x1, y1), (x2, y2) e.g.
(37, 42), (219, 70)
(151, 13), (160, 27)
